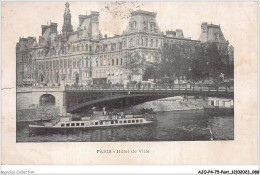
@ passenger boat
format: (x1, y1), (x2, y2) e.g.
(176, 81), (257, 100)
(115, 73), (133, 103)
(29, 114), (156, 136)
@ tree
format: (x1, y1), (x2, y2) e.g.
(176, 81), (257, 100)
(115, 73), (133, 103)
(125, 52), (146, 81)
(190, 43), (230, 83)
(143, 66), (159, 81)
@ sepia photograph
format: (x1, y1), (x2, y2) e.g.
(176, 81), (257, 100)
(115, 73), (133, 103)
(1, 0), (258, 168)
(15, 1), (234, 142)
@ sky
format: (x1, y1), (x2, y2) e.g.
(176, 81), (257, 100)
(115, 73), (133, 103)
(3, 1), (255, 47)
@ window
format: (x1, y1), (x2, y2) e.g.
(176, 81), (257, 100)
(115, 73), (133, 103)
(90, 122), (94, 125)
(222, 101), (225, 107)
(111, 121), (114, 124)
(71, 123), (75, 126)
(60, 60), (63, 69)
(95, 122), (98, 125)
(76, 123), (80, 126)
(64, 59), (67, 68)
(216, 100), (219, 106)
(128, 120), (131, 123)
(112, 59), (114, 66)
(136, 120), (139, 123)
(211, 100), (214, 106)
(100, 121), (103, 125)
(140, 119), (143, 123)
(66, 123), (70, 126)
(61, 124), (65, 127)
(124, 120), (127, 123)
(115, 120), (118, 124)
(132, 120), (135, 123)
(119, 121), (123, 124)
(81, 123), (84, 126)
(151, 39), (153, 47)
(116, 59), (118, 65)
(86, 122), (89, 126)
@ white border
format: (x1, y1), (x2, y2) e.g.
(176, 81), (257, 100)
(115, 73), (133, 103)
(0, 0), (259, 174)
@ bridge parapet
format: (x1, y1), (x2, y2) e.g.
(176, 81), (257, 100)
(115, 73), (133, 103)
(65, 84), (234, 94)
(32, 86), (65, 92)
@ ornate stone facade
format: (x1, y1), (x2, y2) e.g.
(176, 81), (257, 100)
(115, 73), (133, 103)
(16, 2), (234, 86)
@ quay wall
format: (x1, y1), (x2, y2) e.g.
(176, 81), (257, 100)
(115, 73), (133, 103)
(17, 91), (33, 110)
(130, 96), (207, 112)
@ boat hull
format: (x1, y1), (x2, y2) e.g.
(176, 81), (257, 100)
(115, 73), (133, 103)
(29, 121), (154, 136)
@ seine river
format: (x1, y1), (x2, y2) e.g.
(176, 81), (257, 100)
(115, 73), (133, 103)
(17, 110), (234, 142)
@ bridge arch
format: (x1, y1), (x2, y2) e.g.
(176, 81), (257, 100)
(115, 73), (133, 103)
(39, 94), (55, 106)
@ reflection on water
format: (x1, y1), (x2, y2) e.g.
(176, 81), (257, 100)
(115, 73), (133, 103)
(17, 110), (234, 142)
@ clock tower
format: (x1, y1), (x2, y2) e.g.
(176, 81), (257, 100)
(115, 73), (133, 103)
(62, 2), (73, 36)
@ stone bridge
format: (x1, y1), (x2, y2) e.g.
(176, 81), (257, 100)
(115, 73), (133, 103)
(17, 84), (234, 114)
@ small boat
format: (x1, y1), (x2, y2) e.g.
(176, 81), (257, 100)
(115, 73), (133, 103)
(29, 114), (156, 136)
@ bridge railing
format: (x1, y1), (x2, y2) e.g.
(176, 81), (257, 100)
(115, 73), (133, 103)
(65, 83), (234, 93)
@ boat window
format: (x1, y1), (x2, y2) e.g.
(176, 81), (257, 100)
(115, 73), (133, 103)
(100, 121), (103, 125)
(95, 122), (98, 125)
(61, 123), (65, 127)
(119, 121), (123, 124)
(66, 123), (70, 126)
(132, 120), (135, 123)
(71, 123), (75, 126)
(115, 120), (118, 124)
(136, 120), (139, 123)
(76, 123), (80, 126)
(81, 123), (84, 126)
(128, 120), (131, 123)
(111, 121), (114, 124)
(140, 119), (143, 123)
(124, 120), (127, 123)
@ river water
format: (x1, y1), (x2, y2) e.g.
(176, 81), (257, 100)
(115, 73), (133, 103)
(16, 110), (234, 142)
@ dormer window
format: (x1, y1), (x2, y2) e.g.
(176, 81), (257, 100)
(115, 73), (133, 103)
(143, 21), (147, 31)
(150, 23), (154, 31)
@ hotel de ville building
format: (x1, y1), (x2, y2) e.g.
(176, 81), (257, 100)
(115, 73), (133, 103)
(16, 2), (234, 87)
